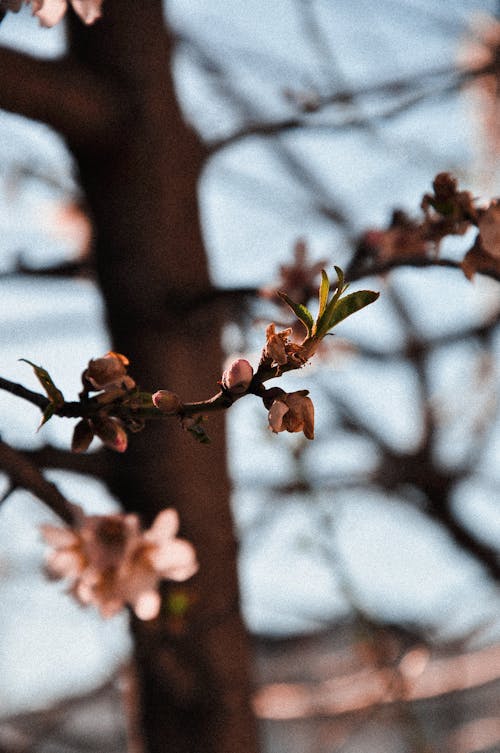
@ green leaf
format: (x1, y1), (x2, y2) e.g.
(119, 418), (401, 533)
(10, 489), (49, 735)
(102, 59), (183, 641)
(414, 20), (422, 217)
(315, 267), (349, 338)
(317, 269), (330, 320)
(333, 266), (345, 296)
(20, 359), (64, 407)
(38, 403), (56, 429)
(278, 291), (314, 335)
(326, 290), (379, 330)
(187, 417), (211, 444)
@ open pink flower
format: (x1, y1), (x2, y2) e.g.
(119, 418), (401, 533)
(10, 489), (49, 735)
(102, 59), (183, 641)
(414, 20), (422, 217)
(41, 507), (198, 620)
(268, 390), (315, 440)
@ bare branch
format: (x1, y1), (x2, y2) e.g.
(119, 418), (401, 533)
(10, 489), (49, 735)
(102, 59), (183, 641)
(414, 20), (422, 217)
(208, 62), (497, 152)
(0, 376), (49, 411)
(0, 439), (78, 524)
(23, 443), (110, 479)
(347, 254), (500, 283)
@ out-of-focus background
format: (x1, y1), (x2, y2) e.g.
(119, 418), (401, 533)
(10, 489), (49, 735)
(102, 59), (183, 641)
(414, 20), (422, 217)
(1, 2), (500, 752)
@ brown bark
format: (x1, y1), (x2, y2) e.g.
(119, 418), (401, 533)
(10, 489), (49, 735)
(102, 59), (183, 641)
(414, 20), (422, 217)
(66, 3), (259, 752)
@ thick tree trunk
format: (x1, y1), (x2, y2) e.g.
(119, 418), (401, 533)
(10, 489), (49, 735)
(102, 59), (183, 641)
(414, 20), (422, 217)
(68, 3), (260, 752)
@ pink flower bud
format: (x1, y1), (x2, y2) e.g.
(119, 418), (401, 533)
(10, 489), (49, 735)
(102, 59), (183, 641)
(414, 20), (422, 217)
(83, 352), (132, 392)
(91, 416), (128, 453)
(152, 390), (181, 414)
(221, 359), (253, 394)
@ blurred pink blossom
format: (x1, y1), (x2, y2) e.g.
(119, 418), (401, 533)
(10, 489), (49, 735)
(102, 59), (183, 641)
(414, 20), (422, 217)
(30, 0), (102, 26)
(41, 507), (198, 620)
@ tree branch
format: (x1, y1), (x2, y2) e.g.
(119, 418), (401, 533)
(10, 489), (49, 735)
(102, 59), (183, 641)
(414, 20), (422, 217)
(0, 376), (49, 411)
(0, 46), (128, 148)
(0, 439), (78, 524)
(208, 62), (497, 153)
(346, 254), (494, 282)
(23, 443), (110, 479)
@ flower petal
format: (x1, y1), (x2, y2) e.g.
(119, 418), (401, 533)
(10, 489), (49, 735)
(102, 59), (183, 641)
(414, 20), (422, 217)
(133, 590), (161, 621)
(40, 524), (79, 548)
(46, 549), (84, 578)
(268, 400), (289, 433)
(144, 508), (179, 544)
(70, 0), (102, 23)
(149, 539), (198, 581)
(33, 0), (67, 26)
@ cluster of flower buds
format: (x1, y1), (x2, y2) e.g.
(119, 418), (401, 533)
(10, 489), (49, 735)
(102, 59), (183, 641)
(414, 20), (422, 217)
(260, 240), (328, 342)
(215, 267), (378, 441)
(18, 269), (376, 448)
(41, 506), (198, 620)
(0, 0), (102, 26)
(260, 239), (327, 307)
(356, 173), (500, 281)
(421, 172), (477, 226)
(73, 352), (136, 453)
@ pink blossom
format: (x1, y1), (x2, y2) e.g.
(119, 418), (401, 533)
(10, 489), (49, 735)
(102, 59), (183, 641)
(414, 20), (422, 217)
(221, 358), (254, 394)
(261, 239), (327, 304)
(41, 507), (198, 620)
(268, 390), (315, 440)
(28, 0), (102, 26)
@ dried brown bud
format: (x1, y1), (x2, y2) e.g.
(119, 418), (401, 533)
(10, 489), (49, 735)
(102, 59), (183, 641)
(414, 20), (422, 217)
(264, 324), (292, 366)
